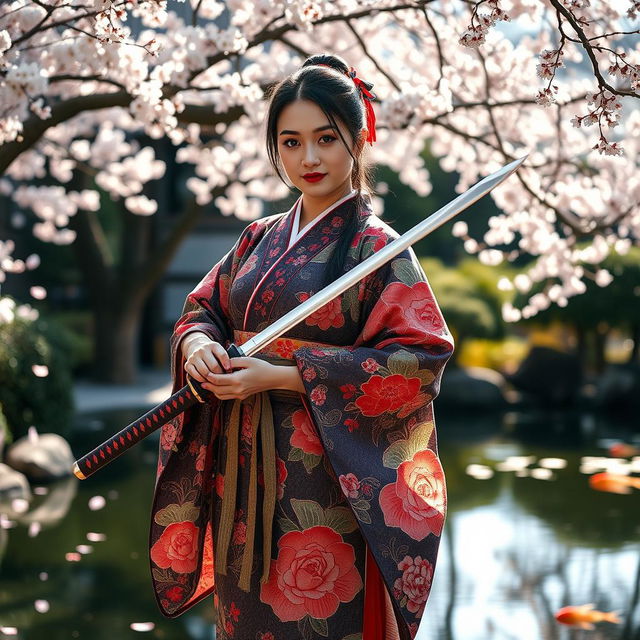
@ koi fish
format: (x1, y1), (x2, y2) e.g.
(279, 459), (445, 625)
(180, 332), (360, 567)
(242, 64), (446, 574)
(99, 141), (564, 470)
(555, 603), (621, 630)
(589, 472), (640, 494)
(609, 443), (640, 458)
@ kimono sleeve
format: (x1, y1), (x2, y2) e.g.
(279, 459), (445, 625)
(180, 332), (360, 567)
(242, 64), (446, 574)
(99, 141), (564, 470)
(169, 221), (259, 397)
(292, 247), (454, 639)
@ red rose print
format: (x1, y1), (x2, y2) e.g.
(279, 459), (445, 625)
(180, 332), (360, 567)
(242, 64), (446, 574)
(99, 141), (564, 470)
(379, 449), (446, 541)
(393, 555), (434, 616)
(362, 358), (380, 373)
(344, 419), (359, 432)
(276, 455), (288, 499)
(310, 385), (327, 406)
(229, 601), (240, 622)
(276, 339), (296, 359)
(362, 281), (451, 346)
(305, 297), (345, 330)
(290, 409), (323, 456)
(302, 367), (316, 382)
(165, 586), (184, 602)
(262, 289), (274, 303)
(151, 520), (199, 573)
(160, 422), (179, 451)
(340, 383), (356, 399)
(339, 473), (361, 499)
(260, 526), (362, 621)
(355, 374), (421, 417)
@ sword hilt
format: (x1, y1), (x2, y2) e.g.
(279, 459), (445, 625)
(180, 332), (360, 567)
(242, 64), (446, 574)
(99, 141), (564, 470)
(72, 343), (246, 480)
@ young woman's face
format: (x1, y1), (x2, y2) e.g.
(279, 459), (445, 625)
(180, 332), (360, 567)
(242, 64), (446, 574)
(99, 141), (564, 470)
(276, 99), (365, 204)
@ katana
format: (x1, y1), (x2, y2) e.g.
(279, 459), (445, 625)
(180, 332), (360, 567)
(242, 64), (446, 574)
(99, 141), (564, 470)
(72, 155), (528, 480)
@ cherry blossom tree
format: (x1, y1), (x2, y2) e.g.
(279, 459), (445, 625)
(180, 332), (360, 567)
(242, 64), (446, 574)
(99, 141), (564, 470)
(0, 0), (638, 382)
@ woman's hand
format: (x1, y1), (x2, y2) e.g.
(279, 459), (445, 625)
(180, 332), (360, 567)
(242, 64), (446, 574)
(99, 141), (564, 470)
(202, 357), (279, 400)
(182, 332), (232, 381)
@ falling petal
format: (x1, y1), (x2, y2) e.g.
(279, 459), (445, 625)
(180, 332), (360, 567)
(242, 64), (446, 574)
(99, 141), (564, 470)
(88, 495), (106, 511)
(34, 599), (49, 613)
(505, 455), (536, 468)
(33, 487), (49, 495)
(539, 457), (567, 469)
(65, 552), (82, 562)
(76, 545), (93, 555)
(26, 254), (40, 269)
(32, 364), (49, 377)
(130, 622), (155, 632)
(28, 425), (39, 444)
(465, 464), (494, 479)
(531, 468), (554, 480)
(39, 572), (48, 581)
(11, 498), (29, 514)
(0, 515), (17, 529)
(0, 627), (18, 635)
(28, 522), (41, 537)
(86, 532), (107, 542)
(30, 286), (47, 300)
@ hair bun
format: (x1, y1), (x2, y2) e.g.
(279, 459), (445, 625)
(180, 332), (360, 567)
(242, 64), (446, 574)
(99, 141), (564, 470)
(303, 53), (349, 76)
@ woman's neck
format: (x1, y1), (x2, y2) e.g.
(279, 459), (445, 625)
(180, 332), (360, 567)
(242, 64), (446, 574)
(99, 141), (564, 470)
(299, 187), (355, 231)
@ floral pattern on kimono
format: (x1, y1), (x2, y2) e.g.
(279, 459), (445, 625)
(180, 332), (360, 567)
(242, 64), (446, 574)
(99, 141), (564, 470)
(149, 194), (454, 640)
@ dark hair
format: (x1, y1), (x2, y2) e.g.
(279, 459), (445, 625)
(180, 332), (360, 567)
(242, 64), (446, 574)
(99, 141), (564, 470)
(264, 53), (376, 286)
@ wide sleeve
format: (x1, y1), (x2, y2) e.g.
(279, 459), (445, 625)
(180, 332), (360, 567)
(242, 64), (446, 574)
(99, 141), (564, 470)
(292, 245), (454, 639)
(150, 220), (264, 619)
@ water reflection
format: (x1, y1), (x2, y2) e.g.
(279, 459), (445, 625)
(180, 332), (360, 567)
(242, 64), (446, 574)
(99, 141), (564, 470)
(0, 407), (638, 639)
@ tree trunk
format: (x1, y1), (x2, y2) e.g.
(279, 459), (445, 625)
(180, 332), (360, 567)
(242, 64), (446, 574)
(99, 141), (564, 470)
(593, 324), (609, 374)
(92, 299), (143, 383)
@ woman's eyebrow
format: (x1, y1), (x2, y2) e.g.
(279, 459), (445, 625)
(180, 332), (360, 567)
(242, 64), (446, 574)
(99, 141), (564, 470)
(279, 124), (336, 135)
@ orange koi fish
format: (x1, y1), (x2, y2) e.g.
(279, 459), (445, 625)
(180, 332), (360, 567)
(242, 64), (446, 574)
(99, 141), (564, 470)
(555, 603), (621, 630)
(609, 443), (640, 458)
(589, 472), (640, 495)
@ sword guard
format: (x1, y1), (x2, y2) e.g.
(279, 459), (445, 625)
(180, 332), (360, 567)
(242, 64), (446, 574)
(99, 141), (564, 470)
(226, 343), (245, 359)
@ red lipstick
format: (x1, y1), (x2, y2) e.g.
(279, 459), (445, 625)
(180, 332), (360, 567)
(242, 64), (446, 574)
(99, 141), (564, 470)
(302, 173), (326, 183)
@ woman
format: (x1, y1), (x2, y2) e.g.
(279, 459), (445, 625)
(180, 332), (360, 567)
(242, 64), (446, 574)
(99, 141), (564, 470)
(149, 53), (454, 640)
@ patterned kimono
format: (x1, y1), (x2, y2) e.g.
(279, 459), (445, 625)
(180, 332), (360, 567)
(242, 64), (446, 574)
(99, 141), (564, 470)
(149, 192), (454, 640)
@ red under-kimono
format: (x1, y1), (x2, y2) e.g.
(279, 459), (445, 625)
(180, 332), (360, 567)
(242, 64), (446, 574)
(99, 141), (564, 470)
(149, 192), (454, 640)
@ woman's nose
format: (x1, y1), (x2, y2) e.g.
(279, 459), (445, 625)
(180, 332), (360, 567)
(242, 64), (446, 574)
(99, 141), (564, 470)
(302, 145), (320, 166)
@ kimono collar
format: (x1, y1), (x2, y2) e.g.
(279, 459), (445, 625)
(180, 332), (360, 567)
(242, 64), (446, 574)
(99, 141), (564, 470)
(288, 188), (358, 248)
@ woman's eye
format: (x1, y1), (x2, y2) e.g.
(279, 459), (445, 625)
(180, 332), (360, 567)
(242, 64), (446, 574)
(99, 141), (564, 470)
(282, 135), (336, 148)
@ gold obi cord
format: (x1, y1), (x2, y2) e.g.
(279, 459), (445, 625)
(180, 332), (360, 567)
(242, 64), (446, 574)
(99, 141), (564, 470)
(215, 391), (276, 592)
(214, 330), (332, 592)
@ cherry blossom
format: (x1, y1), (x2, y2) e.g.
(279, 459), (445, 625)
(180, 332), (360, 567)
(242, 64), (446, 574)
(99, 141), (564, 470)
(0, 0), (637, 326)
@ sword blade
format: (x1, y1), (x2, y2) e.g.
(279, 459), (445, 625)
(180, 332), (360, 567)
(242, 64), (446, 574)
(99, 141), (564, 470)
(239, 155), (527, 357)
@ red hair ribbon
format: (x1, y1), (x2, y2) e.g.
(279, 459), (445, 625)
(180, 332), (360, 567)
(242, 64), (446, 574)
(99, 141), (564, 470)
(316, 63), (377, 146)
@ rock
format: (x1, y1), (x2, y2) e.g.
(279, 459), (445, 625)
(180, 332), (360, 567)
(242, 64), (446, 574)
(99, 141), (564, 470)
(16, 476), (78, 527)
(505, 346), (582, 405)
(0, 462), (32, 503)
(6, 433), (75, 480)
(438, 366), (509, 408)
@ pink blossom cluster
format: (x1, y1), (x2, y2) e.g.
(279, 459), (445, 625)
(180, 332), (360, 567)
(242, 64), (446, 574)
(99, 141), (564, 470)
(459, 0), (510, 48)
(0, 0), (637, 322)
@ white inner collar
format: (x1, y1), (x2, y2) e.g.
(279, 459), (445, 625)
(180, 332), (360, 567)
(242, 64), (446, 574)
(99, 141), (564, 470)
(288, 189), (357, 249)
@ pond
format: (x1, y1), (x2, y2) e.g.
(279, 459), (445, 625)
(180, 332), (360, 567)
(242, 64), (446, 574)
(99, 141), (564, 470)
(0, 406), (639, 640)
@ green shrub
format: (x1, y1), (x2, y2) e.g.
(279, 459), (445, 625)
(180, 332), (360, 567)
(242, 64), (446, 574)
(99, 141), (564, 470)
(0, 300), (74, 440)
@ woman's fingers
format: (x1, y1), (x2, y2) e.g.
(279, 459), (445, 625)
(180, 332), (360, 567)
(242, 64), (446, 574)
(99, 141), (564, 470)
(185, 358), (209, 382)
(210, 343), (232, 372)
